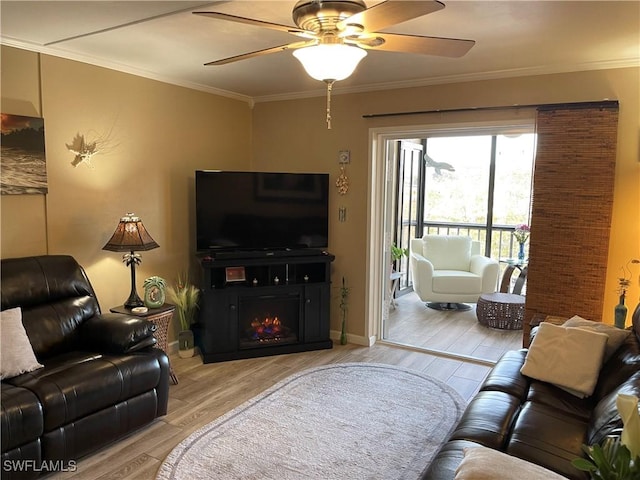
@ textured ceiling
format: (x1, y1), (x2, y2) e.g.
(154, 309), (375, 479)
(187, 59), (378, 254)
(1, 1), (638, 103)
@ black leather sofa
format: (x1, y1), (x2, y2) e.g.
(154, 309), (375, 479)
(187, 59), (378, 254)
(1, 255), (170, 479)
(422, 312), (640, 479)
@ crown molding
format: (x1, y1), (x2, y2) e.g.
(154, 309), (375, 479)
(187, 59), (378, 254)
(1, 37), (254, 105)
(252, 57), (640, 103)
(3, 37), (637, 106)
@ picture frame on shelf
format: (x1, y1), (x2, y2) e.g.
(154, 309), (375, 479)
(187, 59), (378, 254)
(225, 266), (246, 283)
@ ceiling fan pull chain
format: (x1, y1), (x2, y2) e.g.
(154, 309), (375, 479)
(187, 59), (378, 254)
(325, 80), (334, 129)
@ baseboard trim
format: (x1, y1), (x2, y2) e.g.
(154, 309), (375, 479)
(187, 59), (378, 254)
(169, 333), (376, 356)
(329, 330), (376, 347)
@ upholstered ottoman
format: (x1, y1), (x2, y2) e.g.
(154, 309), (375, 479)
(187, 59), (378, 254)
(476, 293), (525, 330)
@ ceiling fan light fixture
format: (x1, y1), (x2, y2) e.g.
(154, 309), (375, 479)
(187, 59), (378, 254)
(293, 43), (367, 82)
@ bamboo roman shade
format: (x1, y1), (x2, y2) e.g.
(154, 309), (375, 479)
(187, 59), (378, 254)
(523, 102), (619, 343)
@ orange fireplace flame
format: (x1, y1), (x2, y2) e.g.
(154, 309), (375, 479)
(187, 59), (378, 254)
(250, 316), (283, 339)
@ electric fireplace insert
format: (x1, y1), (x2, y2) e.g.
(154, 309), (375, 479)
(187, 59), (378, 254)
(239, 294), (300, 349)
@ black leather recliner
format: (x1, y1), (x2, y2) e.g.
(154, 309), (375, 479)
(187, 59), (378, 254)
(1, 255), (170, 479)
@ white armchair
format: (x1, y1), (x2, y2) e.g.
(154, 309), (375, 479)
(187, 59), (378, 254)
(409, 235), (499, 310)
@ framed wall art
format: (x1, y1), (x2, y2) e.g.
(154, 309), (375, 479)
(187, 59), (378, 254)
(1, 113), (47, 194)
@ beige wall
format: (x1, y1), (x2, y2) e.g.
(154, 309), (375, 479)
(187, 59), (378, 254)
(252, 67), (640, 339)
(1, 46), (252, 340)
(1, 48), (49, 257)
(3, 43), (638, 343)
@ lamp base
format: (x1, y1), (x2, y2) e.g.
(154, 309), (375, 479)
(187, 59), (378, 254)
(124, 252), (144, 309)
(124, 292), (145, 309)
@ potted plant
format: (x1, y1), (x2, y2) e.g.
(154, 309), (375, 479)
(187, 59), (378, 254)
(167, 273), (200, 358)
(572, 394), (640, 479)
(391, 243), (408, 270)
(513, 224), (531, 261)
(615, 259), (640, 329)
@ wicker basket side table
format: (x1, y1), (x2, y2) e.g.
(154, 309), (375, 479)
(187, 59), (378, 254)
(110, 304), (178, 384)
(476, 292), (525, 330)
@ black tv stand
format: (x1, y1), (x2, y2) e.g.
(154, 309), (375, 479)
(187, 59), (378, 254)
(274, 248), (325, 257)
(205, 250), (268, 260)
(194, 251), (335, 363)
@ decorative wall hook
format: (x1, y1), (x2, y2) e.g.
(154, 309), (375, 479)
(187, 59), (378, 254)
(66, 120), (119, 168)
(66, 133), (98, 168)
(336, 165), (349, 195)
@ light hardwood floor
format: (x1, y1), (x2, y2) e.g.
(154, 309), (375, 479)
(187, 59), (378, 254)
(386, 291), (524, 362)
(47, 291), (525, 479)
(48, 341), (496, 480)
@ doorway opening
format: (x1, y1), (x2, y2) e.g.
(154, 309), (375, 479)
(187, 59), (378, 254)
(369, 119), (536, 363)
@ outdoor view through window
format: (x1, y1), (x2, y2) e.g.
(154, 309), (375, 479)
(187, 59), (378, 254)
(394, 131), (536, 291)
(425, 134), (535, 254)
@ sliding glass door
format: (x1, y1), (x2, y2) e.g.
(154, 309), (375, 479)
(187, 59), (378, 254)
(383, 124), (535, 358)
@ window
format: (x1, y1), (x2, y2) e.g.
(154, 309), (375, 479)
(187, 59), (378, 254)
(392, 124), (536, 292)
(423, 135), (492, 225)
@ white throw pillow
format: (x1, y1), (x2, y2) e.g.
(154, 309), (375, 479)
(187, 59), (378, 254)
(454, 446), (569, 480)
(562, 315), (630, 361)
(520, 322), (608, 398)
(1, 307), (44, 379)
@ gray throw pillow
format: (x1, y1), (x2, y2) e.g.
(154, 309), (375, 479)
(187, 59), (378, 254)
(563, 315), (631, 361)
(1, 307), (44, 379)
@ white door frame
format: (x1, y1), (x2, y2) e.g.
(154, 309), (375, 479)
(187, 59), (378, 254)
(365, 125), (432, 345)
(365, 120), (536, 345)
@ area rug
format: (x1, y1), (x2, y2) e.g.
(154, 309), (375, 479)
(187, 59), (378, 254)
(156, 362), (466, 480)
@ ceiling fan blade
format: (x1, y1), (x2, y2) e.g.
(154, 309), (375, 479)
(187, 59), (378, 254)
(353, 32), (474, 58)
(194, 11), (314, 38)
(338, 0), (444, 33)
(204, 41), (316, 66)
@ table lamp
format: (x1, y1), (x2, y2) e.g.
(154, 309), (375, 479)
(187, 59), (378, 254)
(103, 213), (159, 308)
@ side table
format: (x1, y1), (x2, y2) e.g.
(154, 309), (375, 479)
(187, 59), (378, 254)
(110, 304), (178, 385)
(476, 292), (525, 330)
(498, 258), (528, 294)
(389, 271), (405, 310)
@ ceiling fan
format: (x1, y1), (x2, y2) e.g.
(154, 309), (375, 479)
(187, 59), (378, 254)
(194, 0), (475, 127)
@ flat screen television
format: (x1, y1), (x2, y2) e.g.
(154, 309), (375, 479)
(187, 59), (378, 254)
(195, 170), (329, 253)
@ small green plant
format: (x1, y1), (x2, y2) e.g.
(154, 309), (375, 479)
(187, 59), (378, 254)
(572, 438), (639, 480)
(572, 394), (640, 480)
(339, 277), (350, 345)
(391, 243), (408, 262)
(617, 258), (640, 296)
(167, 273), (200, 331)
